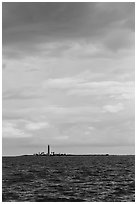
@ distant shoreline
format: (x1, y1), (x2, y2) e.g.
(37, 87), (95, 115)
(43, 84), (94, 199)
(2, 154), (135, 158)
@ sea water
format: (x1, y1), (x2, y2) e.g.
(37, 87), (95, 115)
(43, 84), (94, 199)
(2, 155), (135, 202)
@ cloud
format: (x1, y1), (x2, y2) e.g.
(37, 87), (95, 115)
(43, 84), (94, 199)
(2, 63), (6, 69)
(2, 3), (134, 59)
(88, 126), (94, 130)
(43, 77), (84, 89)
(55, 135), (69, 140)
(3, 74), (134, 101)
(3, 86), (43, 100)
(46, 106), (101, 116)
(3, 121), (31, 138)
(103, 29), (134, 52)
(84, 127), (94, 135)
(43, 75), (134, 102)
(25, 121), (50, 130)
(103, 103), (124, 113)
(67, 81), (134, 100)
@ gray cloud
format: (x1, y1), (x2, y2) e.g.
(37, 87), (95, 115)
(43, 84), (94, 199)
(3, 2), (135, 59)
(2, 63), (6, 69)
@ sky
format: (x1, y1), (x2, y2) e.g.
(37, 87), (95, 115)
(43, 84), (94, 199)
(2, 2), (135, 155)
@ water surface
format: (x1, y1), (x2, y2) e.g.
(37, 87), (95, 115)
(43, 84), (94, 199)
(2, 155), (135, 202)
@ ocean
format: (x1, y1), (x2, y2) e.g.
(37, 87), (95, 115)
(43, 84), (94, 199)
(2, 155), (135, 202)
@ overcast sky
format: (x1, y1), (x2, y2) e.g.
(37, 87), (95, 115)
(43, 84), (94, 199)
(2, 2), (135, 155)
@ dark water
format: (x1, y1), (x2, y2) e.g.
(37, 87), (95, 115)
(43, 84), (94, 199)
(2, 155), (135, 202)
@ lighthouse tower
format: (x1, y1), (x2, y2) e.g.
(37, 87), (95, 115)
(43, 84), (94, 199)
(48, 145), (50, 155)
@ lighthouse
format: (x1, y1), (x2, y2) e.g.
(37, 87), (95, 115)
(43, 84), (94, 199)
(48, 145), (50, 155)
